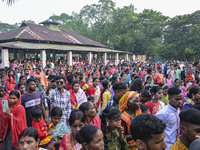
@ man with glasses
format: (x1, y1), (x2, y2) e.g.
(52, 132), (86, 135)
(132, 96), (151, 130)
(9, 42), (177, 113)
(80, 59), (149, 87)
(46, 75), (71, 123)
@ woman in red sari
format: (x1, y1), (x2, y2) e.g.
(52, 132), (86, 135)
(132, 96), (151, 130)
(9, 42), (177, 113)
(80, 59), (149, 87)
(69, 81), (87, 110)
(87, 77), (101, 109)
(6, 69), (16, 92)
(0, 90), (27, 150)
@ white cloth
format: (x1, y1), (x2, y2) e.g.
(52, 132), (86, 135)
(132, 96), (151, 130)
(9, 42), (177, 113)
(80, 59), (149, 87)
(156, 104), (180, 150)
(76, 88), (87, 105)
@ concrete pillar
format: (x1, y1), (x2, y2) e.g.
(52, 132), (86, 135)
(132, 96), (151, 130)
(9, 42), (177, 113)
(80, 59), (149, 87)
(95, 54), (98, 59)
(88, 52), (92, 65)
(132, 55), (136, 61)
(40, 50), (46, 68)
(19, 50), (25, 60)
(1, 49), (9, 67)
(115, 53), (119, 65)
(67, 51), (72, 66)
(125, 53), (129, 61)
(103, 52), (107, 65)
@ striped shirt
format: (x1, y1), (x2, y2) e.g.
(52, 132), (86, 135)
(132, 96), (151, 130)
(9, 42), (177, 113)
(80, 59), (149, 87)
(48, 88), (71, 122)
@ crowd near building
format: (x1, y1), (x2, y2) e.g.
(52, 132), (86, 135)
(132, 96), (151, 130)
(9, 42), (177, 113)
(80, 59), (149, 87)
(0, 19), (200, 150)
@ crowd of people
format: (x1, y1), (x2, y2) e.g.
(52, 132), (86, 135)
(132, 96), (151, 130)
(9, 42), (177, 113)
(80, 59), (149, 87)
(1, 57), (200, 150)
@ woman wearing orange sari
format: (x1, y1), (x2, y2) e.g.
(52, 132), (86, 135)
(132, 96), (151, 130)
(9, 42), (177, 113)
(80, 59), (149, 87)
(119, 91), (142, 150)
(185, 70), (196, 91)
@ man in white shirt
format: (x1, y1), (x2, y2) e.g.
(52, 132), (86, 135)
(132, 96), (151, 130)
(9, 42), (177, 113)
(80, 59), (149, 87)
(156, 87), (182, 150)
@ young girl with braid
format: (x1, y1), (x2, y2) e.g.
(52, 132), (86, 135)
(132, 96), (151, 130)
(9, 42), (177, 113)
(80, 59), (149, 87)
(100, 106), (128, 150)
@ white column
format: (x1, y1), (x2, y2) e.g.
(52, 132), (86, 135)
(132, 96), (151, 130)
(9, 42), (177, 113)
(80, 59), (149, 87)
(103, 52), (107, 65)
(40, 50), (46, 68)
(109, 54), (112, 59)
(115, 53), (119, 65)
(67, 51), (72, 66)
(88, 52), (92, 65)
(1, 49), (9, 67)
(125, 53), (129, 61)
(132, 55), (136, 61)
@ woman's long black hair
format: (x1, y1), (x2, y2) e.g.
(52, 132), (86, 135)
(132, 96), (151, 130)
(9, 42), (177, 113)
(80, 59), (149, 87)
(100, 106), (121, 150)
(101, 80), (109, 101)
(7, 69), (15, 82)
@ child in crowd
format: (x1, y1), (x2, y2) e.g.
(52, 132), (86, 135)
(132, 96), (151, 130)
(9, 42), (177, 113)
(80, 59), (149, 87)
(31, 106), (53, 148)
(140, 104), (150, 114)
(161, 85), (169, 105)
(59, 110), (84, 150)
(164, 74), (173, 87)
(47, 107), (70, 150)
(180, 80), (186, 92)
(0, 75), (7, 90)
(35, 77), (46, 94)
(101, 106), (128, 150)
(140, 90), (151, 104)
(144, 76), (152, 92)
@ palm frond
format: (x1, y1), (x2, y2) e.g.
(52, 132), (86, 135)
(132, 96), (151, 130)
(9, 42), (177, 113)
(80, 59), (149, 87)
(2, 0), (15, 6)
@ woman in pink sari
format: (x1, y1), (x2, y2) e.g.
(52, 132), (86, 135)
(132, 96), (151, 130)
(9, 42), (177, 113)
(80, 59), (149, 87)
(87, 77), (101, 108)
(69, 81), (87, 110)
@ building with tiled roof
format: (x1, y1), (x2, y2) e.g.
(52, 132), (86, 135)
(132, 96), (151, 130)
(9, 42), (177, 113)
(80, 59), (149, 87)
(0, 19), (131, 67)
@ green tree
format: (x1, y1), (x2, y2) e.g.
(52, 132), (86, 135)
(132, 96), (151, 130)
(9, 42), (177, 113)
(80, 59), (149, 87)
(0, 21), (18, 33)
(161, 11), (200, 60)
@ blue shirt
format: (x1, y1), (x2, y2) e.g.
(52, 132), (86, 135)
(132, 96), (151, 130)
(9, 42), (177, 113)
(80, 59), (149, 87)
(126, 74), (131, 82)
(156, 104), (180, 150)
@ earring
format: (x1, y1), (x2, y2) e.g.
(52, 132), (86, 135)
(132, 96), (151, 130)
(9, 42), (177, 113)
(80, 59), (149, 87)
(107, 122), (109, 126)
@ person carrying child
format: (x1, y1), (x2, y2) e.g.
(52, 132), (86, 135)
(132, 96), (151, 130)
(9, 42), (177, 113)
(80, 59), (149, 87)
(31, 106), (54, 148)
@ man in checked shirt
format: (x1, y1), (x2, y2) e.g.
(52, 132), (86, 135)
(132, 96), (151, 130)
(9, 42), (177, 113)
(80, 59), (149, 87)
(46, 75), (71, 123)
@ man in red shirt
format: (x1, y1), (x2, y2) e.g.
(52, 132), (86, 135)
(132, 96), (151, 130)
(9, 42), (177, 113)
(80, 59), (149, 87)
(65, 74), (73, 91)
